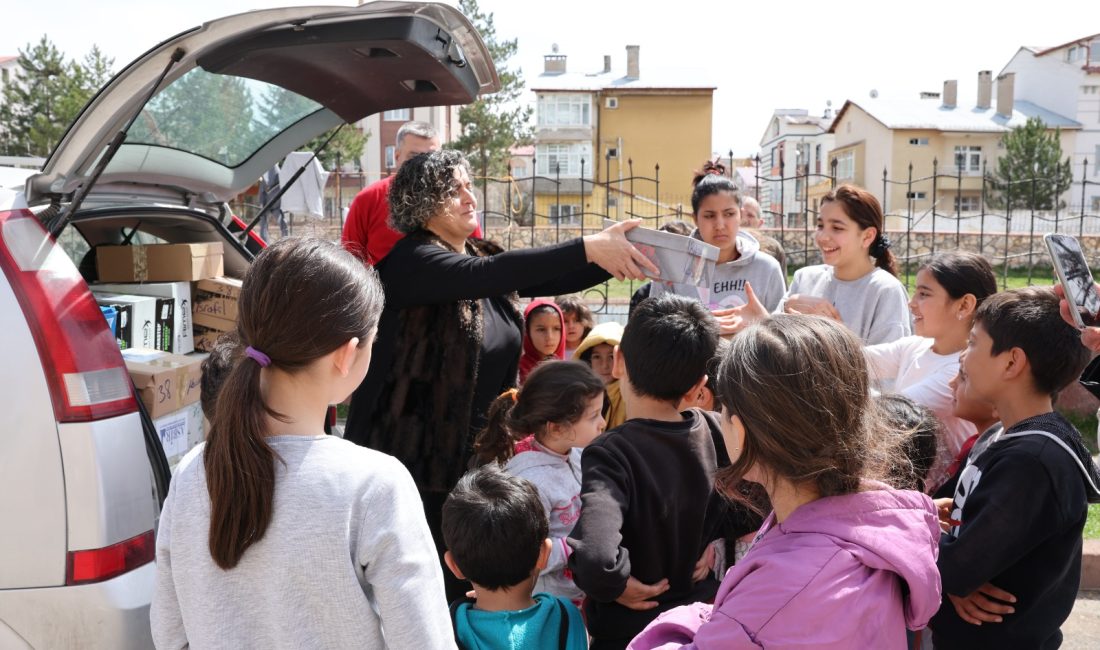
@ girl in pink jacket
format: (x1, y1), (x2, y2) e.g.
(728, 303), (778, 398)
(629, 314), (942, 649)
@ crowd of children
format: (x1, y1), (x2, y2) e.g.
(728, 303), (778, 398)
(152, 168), (1100, 650)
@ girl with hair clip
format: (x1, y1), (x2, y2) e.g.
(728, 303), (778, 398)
(473, 361), (608, 603)
(648, 161), (786, 334)
(864, 251), (998, 493)
(777, 184), (911, 344)
(629, 315), (941, 650)
(150, 238), (453, 649)
(520, 299), (566, 384)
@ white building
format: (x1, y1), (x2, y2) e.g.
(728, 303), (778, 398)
(1000, 33), (1100, 212)
(757, 108), (835, 226)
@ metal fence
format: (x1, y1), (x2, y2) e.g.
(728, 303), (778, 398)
(473, 156), (1100, 316)
(241, 157), (1100, 318)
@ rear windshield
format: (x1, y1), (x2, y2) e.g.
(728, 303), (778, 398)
(125, 68), (323, 168)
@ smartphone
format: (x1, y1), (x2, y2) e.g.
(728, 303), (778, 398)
(1044, 233), (1100, 328)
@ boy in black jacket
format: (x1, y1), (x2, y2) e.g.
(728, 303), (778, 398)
(567, 294), (732, 650)
(931, 287), (1100, 649)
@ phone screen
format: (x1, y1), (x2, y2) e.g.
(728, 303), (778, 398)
(1047, 234), (1100, 327)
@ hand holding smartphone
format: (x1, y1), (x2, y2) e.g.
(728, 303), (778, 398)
(1044, 233), (1100, 329)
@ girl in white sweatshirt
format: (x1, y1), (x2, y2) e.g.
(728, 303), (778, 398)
(473, 360), (607, 603)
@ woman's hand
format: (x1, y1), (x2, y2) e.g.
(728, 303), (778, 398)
(615, 576), (670, 611)
(1054, 283), (1100, 351)
(784, 294), (841, 320)
(712, 282), (769, 337)
(583, 219), (660, 281)
(692, 543), (716, 583)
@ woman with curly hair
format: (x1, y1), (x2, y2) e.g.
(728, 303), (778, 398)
(344, 149), (655, 598)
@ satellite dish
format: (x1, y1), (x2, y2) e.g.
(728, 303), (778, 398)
(552, 43), (560, 54)
(870, 89), (879, 99)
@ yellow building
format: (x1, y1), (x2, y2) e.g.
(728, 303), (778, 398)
(827, 72), (1080, 227)
(530, 45), (714, 229)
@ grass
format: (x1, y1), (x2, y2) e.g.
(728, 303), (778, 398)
(1087, 505), (1100, 540)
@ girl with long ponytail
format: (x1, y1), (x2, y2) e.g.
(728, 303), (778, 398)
(151, 238), (453, 649)
(778, 184), (911, 344)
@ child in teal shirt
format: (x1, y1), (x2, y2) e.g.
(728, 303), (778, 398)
(443, 465), (587, 650)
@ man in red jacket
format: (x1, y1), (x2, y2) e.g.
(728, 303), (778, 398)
(342, 121), (440, 264)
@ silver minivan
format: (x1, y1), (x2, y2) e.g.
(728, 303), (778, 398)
(0, 3), (497, 646)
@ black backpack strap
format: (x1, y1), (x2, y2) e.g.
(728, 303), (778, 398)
(556, 598), (572, 650)
(448, 596), (476, 650)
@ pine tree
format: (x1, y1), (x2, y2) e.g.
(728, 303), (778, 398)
(0, 36), (98, 157)
(451, 0), (533, 185)
(987, 116), (1073, 211)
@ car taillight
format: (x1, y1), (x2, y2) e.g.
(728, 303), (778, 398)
(66, 530), (155, 585)
(0, 208), (137, 422)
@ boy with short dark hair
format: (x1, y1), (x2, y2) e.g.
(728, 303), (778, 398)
(931, 287), (1100, 649)
(568, 294), (732, 650)
(442, 465), (587, 650)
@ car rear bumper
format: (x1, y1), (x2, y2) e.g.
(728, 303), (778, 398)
(0, 561), (154, 649)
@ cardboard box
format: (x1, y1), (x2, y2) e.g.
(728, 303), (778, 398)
(122, 348), (203, 419)
(192, 326), (225, 353)
(94, 282), (194, 354)
(157, 401), (207, 470)
(93, 293), (158, 350)
(193, 276), (242, 328)
(97, 243), (224, 283)
(603, 219), (719, 287)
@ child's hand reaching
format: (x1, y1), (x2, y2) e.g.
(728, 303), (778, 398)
(615, 576), (670, 611)
(933, 497), (960, 533)
(692, 543), (716, 583)
(784, 294), (841, 320)
(948, 582), (1017, 625)
(712, 282), (769, 337)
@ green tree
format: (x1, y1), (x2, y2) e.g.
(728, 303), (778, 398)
(987, 116), (1073, 210)
(0, 36), (109, 157)
(259, 87), (368, 170)
(127, 68), (259, 165)
(451, 0), (533, 185)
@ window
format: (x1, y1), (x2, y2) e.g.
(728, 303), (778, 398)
(906, 191), (927, 200)
(814, 144), (822, 174)
(909, 137), (929, 146)
(770, 147), (777, 169)
(1091, 41), (1100, 63)
(125, 68), (323, 168)
(383, 108), (411, 121)
(511, 164), (528, 178)
(536, 143), (593, 177)
(955, 195), (980, 211)
(537, 94), (592, 127)
(1067, 46), (1082, 62)
(1092, 196), (1100, 212)
(834, 151), (854, 180)
(1096, 146), (1100, 175)
(954, 145), (982, 174)
(384, 146), (396, 169)
(549, 204), (581, 225)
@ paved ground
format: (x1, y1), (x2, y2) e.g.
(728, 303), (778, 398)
(1064, 591), (1100, 648)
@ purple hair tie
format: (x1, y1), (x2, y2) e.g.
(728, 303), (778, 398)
(245, 345), (271, 368)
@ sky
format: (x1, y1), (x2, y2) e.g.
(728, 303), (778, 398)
(3, 0), (1098, 156)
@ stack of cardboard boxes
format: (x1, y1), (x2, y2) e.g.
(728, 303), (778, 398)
(91, 242), (241, 470)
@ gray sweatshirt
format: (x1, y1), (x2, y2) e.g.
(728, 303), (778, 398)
(504, 442), (585, 602)
(779, 265), (912, 345)
(649, 231), (786, 311)
(150, 436), (454, 650)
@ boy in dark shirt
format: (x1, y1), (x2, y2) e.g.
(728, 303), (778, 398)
(567, 294), (731, 650)
(931, 287), (1100, 649)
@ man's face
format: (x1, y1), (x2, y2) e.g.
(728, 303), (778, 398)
(395, 134), (440, 168)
